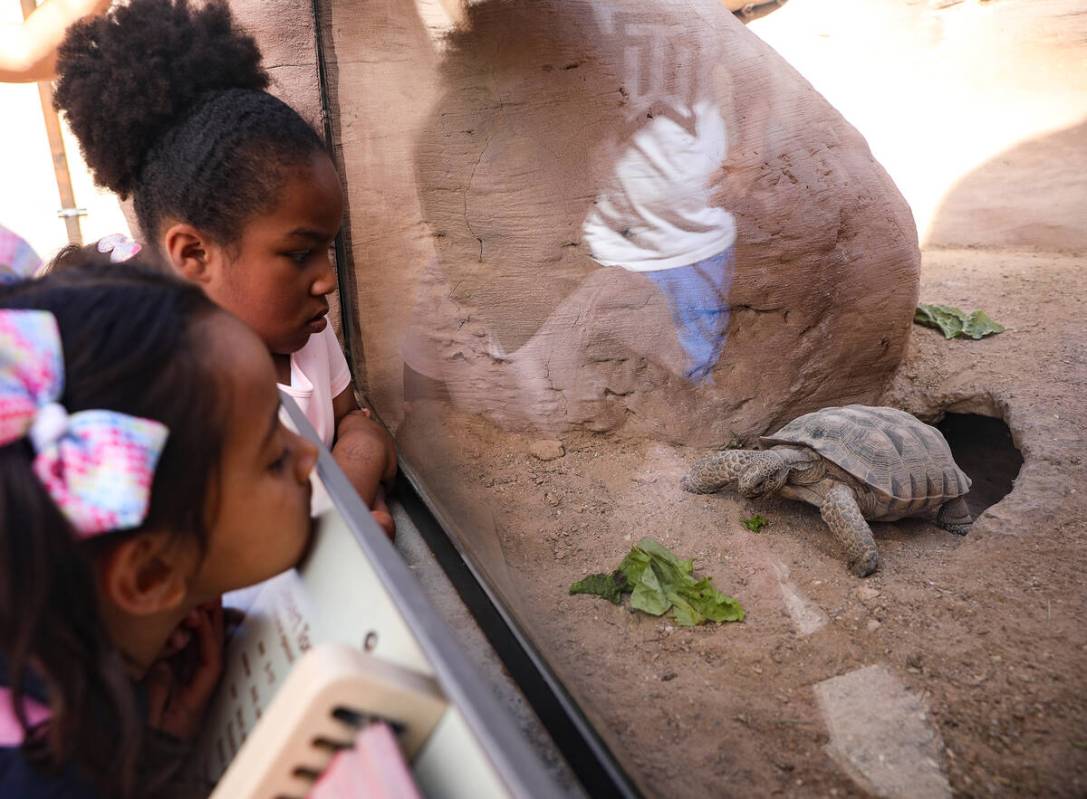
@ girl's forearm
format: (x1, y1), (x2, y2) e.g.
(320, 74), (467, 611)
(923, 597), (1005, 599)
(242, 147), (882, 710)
(0, 0), (111, 82)
(331, 426), (391, 507)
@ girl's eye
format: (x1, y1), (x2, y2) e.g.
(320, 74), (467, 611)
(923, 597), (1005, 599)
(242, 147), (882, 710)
(287, 250), (312, 266)
(269, 447), (290, 473)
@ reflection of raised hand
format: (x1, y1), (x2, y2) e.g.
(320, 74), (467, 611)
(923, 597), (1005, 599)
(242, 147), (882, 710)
(0, 0), (111, 82)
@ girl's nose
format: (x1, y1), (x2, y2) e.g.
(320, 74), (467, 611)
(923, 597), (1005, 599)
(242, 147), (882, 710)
(312, 255), (337, 297)
(293, 433), (319, 482)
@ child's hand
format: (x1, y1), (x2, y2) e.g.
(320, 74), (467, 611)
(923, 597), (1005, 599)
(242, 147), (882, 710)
(371, 486), (396, 541)
(145, 599), (225, 741)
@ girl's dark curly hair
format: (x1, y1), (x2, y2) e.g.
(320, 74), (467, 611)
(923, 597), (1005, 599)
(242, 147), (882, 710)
(53, 0), (325, 246)
(0, 262), (227, 797)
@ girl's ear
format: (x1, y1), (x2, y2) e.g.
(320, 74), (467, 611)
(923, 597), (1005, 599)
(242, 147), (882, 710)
(99, 531), (198, 617)
(162, 223), (218, 285)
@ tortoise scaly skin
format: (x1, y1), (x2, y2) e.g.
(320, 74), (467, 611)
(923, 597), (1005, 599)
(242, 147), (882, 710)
(681, 405), (973, 577)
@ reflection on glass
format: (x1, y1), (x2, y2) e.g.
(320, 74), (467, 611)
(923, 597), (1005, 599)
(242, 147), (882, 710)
(330, 0), (919, 791)
(402, 2), (739, 437)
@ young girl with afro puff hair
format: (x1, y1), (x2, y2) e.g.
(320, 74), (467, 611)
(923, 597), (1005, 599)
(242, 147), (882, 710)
(53, 0), (396, 536)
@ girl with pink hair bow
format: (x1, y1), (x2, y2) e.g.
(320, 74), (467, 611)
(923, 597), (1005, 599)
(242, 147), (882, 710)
(0, 259), (317, 798)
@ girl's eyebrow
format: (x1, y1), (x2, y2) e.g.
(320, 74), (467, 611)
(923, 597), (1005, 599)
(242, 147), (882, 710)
(286, 227), (333, 241)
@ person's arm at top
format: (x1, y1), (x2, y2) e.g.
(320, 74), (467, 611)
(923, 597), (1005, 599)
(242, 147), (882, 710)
(0, 0), (110, 83)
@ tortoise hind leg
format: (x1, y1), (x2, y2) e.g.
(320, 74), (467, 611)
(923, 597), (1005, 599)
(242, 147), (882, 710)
(937, 496), (973, 536)
(819, 483), (880, 577)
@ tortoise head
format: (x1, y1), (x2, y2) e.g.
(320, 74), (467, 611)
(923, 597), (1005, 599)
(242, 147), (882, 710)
(737, 451), (790, 498)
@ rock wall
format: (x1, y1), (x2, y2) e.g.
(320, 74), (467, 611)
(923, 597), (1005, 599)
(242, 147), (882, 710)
(230, 0), (919, 447)
(318, 0), (919, 446)
(230, 0), (323, 127)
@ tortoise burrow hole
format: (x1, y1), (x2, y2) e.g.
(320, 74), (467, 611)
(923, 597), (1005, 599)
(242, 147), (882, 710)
(935, 412), (1023, 518)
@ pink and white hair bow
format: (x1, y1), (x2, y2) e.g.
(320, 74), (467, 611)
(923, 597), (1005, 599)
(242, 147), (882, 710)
(0, 310), (168, 537)
(96, 234), (142, 264)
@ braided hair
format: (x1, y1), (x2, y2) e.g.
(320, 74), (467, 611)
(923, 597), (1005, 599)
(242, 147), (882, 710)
(53, 0), (325, 245)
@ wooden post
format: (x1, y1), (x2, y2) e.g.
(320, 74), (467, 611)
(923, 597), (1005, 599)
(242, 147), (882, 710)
(20, 0), (83, 245)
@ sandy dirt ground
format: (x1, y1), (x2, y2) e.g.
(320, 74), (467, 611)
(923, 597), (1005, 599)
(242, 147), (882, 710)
(395, 1), (1087, 796)
(406, 245), (1085, 798)
(402, 244), (1086, 796)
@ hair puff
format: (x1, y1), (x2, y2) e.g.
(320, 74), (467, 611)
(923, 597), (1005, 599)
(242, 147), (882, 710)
(54, 0), (269, 197)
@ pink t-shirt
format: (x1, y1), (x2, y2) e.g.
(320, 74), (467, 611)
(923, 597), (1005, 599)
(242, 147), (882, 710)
(278, 325), (352, 448)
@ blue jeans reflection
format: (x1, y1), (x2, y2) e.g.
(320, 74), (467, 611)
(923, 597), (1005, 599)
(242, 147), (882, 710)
(644, 247), (734, 383)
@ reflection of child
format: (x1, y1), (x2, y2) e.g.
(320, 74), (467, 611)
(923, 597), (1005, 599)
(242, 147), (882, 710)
(582, 98), (736, 383)
(54, 0), (396, 536)
(0, 262), (317, 798)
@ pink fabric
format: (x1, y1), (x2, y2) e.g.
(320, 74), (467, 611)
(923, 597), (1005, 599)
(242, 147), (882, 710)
(0, 687), (50, 747)
(0, 224), (42, 281)
(0, 310), (169, 536)
(0, 311), (62, 442)
(31, 411), (168, 535)
(307, 723), (421, 799)
(278, 324), (352, 448)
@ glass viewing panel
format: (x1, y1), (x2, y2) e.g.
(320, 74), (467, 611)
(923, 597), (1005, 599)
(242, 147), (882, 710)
(327, 0), (918, 791)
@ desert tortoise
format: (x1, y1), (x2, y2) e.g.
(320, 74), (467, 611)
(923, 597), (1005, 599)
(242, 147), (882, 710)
(681, 405), (973, 576)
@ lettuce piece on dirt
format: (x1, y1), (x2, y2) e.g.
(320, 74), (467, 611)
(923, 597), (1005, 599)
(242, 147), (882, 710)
(741, 514), (769, 533)
(914, 304), (965, 339)
(678, 578), (745, 624)
(570, 538), (744, 626)
(629, 562), (672, 616)
(569, 571), (627, 604)
(619, 537), (693, 582)
(915, 303), (1004, 340)
(962, 309), (1006, 339)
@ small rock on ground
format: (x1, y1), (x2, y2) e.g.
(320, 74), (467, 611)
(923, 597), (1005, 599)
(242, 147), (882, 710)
(855, 586), (881, 603)
(815, 664), (951, 799)
(530, 440), (566, 461)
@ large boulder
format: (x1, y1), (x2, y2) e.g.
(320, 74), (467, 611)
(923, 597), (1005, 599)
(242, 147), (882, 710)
(247, 0), (920, 447)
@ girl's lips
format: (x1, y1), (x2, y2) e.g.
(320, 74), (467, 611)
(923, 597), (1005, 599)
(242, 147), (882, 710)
(306, 315), (328, 334)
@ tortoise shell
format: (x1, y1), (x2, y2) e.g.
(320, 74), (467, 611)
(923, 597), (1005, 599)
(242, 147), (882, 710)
(760, 405), (972, 509)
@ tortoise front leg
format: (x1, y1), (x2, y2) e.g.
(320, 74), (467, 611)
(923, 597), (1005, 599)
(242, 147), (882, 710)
(819, 482), (880, 577)
(681, 449), (759, 494)
(937, 496), (972, 536)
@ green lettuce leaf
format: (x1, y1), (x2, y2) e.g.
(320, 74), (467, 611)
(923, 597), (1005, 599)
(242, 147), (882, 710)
(915, 304), (1004, 340)
(667, 592), (705, 627)
(914, 304), (965, 339)
(741, 514), (769, 533)
(569, 571), (626, 604)
(961, 309), (1006, 340)
(571, 538), (744, 626)
(679, 578), (746, 624)
(618, 545), (651, 585)
(636, 538), (695, 575)
(630, 562), (671, 616)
